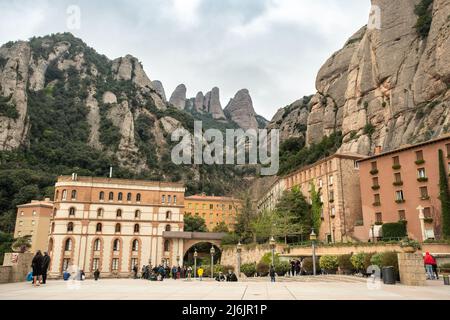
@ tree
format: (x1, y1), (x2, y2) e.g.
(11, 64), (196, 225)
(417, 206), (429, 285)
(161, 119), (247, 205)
(212, 222), (229, 233)
(250, 210), (275, 243)
(11, 235), (32, 253)
(184, 215), (207, 232)
(439, 149), (450, 238)
(0, 232), (14, 264)
(234, 191), (256, 243)
(310, 183), (323, 233)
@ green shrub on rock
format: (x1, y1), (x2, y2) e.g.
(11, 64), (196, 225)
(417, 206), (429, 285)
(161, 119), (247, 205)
(241, 263), (256, 277)
(319, 255), (338, 273)
(256, 262), (270, 276)
(274, 262), (290, 276)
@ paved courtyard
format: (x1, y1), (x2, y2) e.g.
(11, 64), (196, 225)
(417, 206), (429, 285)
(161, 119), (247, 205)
(0, 276), (449, 300)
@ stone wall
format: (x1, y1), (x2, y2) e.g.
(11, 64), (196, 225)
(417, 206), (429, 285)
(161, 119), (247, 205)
(398, 253), (427, 286)
(0, 266), (12, 284)
(1, 252), (33, 283)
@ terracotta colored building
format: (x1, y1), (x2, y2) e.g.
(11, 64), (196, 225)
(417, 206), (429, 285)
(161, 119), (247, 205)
(284, 153), (364, 242)
(48, 175), (185, 278)
(14, 199), (53, 253)
(184, 194), (241, 231)
(358, 135), (450, 241)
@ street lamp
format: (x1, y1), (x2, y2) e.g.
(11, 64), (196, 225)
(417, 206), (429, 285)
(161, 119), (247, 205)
(269, 236), (276, 267)
(176, 255), (180, 266)
(236, 242), (242, 278)
(193, 249), (198, 279)
(310, 229), (317, 276)
(210, 246), (215, 279)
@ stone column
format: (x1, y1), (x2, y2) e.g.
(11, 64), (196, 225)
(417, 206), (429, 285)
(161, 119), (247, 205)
(397, 253), (426, 286)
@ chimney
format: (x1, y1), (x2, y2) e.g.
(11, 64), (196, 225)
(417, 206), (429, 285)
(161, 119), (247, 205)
(374, 146), (382, 155)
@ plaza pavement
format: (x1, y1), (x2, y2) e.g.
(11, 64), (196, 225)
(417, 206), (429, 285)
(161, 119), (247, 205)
(0, 276), (449, 300)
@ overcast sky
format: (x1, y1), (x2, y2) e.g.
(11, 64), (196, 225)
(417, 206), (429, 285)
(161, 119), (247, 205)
(0, 0), (371, 120)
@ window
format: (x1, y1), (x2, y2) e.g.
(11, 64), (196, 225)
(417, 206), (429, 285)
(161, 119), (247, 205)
(112, 258), (119, 271)
(31, 220), (35, 226)
(372, 177), (379, 187)
(354, 161), (360, 169)
(420, 187), (429, 199)
(118, 192), (123, 201)
(329, 190), (334, 202)
(71, 190), (77, 200)
(113, 239), (120, 251)
(135, 210), (140, 219)
(20, 211), (24, 216)
(398, 210), (406, 221)
(51, 222), (55, 233)
(67, 222), (74, 232)
(97, 208), (103, 217)
(19, 220), (23, 226)
(62, 190), (67, 200)
(374, 194), (381, 205)
(131, 258), (138, 269)
(132, 239), (139, 251)
(164, 240), (170, 252)
(446, 144), (450, 157)
(416, 150), (424, 161)
(394, 173), (402, 183)
(134, 224), (140, 233)
(424, 207), (432, 218)
(162, 195), (165, 203)
(94, 239), (101, 251)
(136, 193), (141, 202)
(174, 195), (177, 204)
(92, 258), (99, 271)
(69, 207), (76, 216)
(318, 179), (323, 187)
(330, 207), (336, 217)
(127, 193), (132, 201)
(210, 204), (213, 210)
(371, 161), (377, 170)
(109, 192), (114, 201)
(96, 223), (102, 232)
(55, 190), (59, 200)
(116, 209), (122, 218)
(375, 212), (383, 223)
(32, 210), (36, 216)
(418, 168), (427, 179)
(165, 225), (171, 232)
(115, 223), (121, 233)
(63, 258), (70, 271)
(396, 190), (404, 201)
(168, 195), (172, 204)
(329, 175), (334, 185)
(99, 191), (104, 201)
(393, 156), (400, 166)
(166, 211), (171, 220)
(64, 239), (72, 251)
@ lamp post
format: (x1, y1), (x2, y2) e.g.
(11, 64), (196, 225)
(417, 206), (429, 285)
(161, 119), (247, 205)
(193, 249), (198, 279)
(236, 242), (242, 278)
(310, 229), (317, 276)
(210, 246), (215, 279)
(176, 255), (180, 266)
(269, 236), (276, 267)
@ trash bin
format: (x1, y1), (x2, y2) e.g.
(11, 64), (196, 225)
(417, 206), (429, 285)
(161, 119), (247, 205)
(444, 275), (450, 286)
(382, 267), (396, 285)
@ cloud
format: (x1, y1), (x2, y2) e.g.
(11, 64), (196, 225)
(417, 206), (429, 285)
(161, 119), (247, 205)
(0, 0), (371, 120)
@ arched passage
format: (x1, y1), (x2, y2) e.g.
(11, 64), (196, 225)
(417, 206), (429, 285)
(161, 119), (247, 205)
(183, 241), (222, 267)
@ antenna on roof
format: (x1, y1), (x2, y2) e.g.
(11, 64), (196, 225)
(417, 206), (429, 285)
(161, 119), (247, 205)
(109, 167), (113, 178)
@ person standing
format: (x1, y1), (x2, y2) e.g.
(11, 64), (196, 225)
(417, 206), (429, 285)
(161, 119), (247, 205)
(431, 254), (439, 280)
(172, 266), (178, 280)
(31, 251), (43, 287)
(41, 252), (51, 284)
(133, 264), (138, 279)
(198, 267), (204, 281)
(187, 266), (192, 280)
(424, 252), (436, 280)
(269, 265), (276, 283)
(94, 269), (100, 281)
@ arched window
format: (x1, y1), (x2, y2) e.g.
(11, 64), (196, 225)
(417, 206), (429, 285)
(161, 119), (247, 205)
(71, 190), (77, 200)
(118, 192), (123, 201)
(67, 222), (74, 232)
(97, 208), (103, 217)
(134, 224), (140, 233)
(55, 190), (59, 201)
(127, 193), (132, 201)
(165, 224), (171, 232)
(51, 222), (55, 233)
(132, 239), (139, 251)
(69, 207), (76, 216)
(62, 190), (67, 200)
(64, 239), (72, 251)
(115, 223), (121, 233)
(135, 210), (140, 219)
(113, 239), (120, 251)
(166, 211), (171, 220)
(99, 191), (105, 201)
(161, 195), (165, 203)
(136, 193), (141, 202)
(116, 209), (122, 218)
(168, 195), (172, 204)
(48, 238), (54, 253)
(94, 239), (101, 251)
(164, 240), (170, 252)
(109, 192), (114, 201)
(174, 195), (177, 204)
(96, 223), (102, 232)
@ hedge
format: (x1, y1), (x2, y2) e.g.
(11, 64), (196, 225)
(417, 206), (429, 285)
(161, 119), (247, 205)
(319, 255), (339, 273)
(274, 262), (290, 276)
(337, 254), (355, 274)
(382, 222), (407, 239)
(302, 257), (320, 274)
(256, 262), (270, 276)
(241, 263), (256, 277)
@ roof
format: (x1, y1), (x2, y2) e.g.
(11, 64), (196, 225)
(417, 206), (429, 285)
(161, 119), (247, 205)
(17, 200), (54, 209)
(358, 134), (450, 163)
(57, 175), (185, 189)
(185, 194), (240, 202)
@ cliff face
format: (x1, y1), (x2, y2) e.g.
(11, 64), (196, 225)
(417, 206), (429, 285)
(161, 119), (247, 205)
(269, 0), (450, 155)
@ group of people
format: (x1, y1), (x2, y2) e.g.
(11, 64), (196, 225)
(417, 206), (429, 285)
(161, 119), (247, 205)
(424, 252), (440, 280)
(139, 264), (196, 281)
(290, 259), (305, 276)
(215, 270), (238, 282)
(30, 251), (51, 287)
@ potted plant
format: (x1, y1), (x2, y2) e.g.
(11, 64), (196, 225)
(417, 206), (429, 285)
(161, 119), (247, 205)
(400, 239), (421, 253)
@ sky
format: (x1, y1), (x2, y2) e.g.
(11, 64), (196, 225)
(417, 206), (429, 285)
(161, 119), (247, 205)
(0, 0), (371, 120)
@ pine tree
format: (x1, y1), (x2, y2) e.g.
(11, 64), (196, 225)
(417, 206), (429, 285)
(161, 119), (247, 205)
(438, 149), (450, 238)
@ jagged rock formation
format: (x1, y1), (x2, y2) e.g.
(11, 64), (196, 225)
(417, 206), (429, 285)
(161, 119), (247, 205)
(194, 91), (205, 112)
(169, 84), (187, 110)
(224, 89), (259, 130)
(151, 80), (166, 102)
(204, 87), (226, 120)
(269, 0), (450, 155)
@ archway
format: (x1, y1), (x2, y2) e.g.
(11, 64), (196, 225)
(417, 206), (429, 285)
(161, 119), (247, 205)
(183, 242), (221, 267)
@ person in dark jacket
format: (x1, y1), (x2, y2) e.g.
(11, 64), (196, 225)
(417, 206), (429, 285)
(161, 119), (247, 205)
(31, 251), (43, 287)
(94, 269), (100, 281)
(269, 265), (276, 283)
(41, 252), (51, 284)
(133, 265), (138, 279)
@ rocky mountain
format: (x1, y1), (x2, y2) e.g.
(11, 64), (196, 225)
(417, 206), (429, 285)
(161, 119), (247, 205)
(224, 89), (259, 131)
(269, 0), (450, 156)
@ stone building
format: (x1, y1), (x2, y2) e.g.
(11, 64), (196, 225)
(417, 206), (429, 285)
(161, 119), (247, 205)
(256, 178), (286, 214)
(48, 175), (185, 278)
(358, 135), (450, 241)
(14, 199), (53, 253)
(184, 194), (241, 231)
(283, 153), (364, 242)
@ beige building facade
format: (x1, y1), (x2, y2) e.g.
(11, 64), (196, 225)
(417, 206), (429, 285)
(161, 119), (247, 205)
(48, 176), (186, 278)
(256, 178), (286, 214)
(14, 199), (53, 253)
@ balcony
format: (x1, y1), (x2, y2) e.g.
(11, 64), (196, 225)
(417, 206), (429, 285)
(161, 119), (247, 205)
(371, 185), (380, 190)
(415, 159), (425, 165)
(424, 217), (434, 224)
(417, 177), (428, 183)
(420, 195), (430, 200)
(372, 201), (381, 207)
(392, 164), (402, 170)
(395, 199), (406, 204)
(370, 169), (379, 175)
(393, 181), (404, 187)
